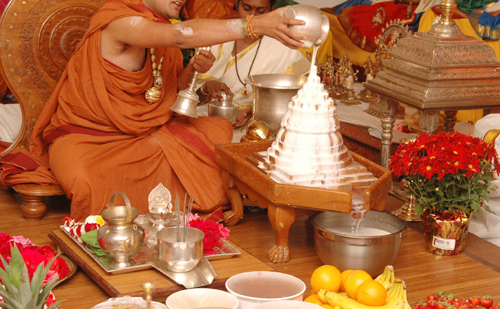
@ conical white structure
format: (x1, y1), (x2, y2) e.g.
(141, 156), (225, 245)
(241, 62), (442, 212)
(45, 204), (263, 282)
(258, 64), (376, 191)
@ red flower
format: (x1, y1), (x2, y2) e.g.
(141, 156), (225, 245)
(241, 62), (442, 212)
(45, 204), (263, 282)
(189, 219), (230, 254)
(0, 234), (71, 285)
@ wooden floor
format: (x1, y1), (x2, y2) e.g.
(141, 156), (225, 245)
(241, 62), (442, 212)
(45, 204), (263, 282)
(1, 188), (500, 308)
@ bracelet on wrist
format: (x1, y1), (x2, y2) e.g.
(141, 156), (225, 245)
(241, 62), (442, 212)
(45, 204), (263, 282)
(246, 15), (258, 39)
(241, 18), (250, 38)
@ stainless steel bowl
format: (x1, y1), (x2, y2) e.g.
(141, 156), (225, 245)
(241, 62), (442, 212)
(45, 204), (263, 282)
(248, 74), (307, 136)
(312, 211), (406, 277)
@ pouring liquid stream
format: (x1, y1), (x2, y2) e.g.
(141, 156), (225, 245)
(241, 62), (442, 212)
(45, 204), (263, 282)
(327, 203), (391, 236)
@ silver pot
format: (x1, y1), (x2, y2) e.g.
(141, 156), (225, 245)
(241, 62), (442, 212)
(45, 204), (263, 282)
(248, 74), (307, 136)
(208, 91), (239, 124)
(284, 4), (330, 48)
(97, 191), (144, 269)
(312, 210), (406, 277)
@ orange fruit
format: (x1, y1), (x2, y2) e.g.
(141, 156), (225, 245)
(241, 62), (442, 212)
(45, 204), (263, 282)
(310, 265), (342, 293)
(344, 269), (372, 299)
(356, 279), (388, 306)
(339, 269), (354, 292)
(304, 293), (324, 305)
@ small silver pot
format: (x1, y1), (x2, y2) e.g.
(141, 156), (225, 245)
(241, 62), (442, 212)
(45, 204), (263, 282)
(208, 91), (239, 124)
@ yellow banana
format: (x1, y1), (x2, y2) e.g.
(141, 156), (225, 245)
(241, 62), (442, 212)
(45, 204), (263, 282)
(386, 279), (403, 303)
(318, 289), (404, 309)
(374, 265), (395, 290)
(401, 280), (412, 309)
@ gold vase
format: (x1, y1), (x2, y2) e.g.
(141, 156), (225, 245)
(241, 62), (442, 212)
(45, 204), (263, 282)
(421, 208), (472, 255)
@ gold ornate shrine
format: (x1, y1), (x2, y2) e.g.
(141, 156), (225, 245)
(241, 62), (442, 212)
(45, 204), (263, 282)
(364, 0), (500, 167)
(215, 141), (392, 263)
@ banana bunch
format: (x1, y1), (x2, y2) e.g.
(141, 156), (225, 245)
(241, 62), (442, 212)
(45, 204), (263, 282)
(374, 265), (395, 290)
(317, 266), (411, 309)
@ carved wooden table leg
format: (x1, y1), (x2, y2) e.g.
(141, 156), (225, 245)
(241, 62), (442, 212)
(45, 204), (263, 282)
(221, 171), (244, 227)
(443, 111), (458, 133)
(12, 183), (65, 221)
(267, 204), (296, 263)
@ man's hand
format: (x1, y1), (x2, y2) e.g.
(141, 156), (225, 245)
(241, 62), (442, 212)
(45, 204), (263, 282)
(252, 6), (307, 49)
(233, 106), (252, 128)
(204, 81), (233, 100)
(190, 49), (215, 73)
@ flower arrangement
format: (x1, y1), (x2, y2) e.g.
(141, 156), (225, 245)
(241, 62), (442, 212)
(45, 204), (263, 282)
(390, 131), (500, 216)
(0, 234), (71, 285)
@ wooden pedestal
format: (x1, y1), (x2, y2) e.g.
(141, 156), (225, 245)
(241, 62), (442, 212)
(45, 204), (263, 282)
(215, 141), (392, 263)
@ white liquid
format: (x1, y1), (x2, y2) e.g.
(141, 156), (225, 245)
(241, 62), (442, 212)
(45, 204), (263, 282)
(327, 226), (391, 236)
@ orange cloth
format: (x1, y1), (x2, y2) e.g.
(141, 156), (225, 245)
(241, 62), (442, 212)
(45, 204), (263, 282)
(1, 0), (232, 220)
(182, 0), (237, 19)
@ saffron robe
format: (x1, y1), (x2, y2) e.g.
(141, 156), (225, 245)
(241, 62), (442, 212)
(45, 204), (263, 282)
(0, 0), (233, 220)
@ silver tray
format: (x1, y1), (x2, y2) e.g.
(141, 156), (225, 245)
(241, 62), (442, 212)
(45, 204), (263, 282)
(59, 216), (240, 274)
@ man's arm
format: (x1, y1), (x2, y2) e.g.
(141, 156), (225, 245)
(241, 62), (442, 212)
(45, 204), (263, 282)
(103, 6), (306, 50)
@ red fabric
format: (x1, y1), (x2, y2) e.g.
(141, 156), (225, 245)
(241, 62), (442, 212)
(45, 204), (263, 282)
(338, 2), (417, 52)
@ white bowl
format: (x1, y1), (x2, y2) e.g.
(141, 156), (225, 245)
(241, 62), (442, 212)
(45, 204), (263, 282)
(93, 296), (166, 309)
(166, 288), (239, 309)
(255, 300), (323, 309)
(225, 271), (306, 309)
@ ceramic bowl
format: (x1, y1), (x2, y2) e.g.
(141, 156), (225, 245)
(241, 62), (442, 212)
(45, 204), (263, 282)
(92, 296), (167, 309)
(225, 271), (306, 309)
(254, 300), (323, 309)
(165, 288), (239, 309)
(312, 210), (407, 277)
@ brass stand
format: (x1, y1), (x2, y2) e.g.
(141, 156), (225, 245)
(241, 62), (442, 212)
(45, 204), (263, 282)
(392, 194), (421, 222)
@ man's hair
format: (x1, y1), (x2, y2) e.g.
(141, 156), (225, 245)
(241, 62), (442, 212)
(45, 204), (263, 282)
(237, 0), (276, 9)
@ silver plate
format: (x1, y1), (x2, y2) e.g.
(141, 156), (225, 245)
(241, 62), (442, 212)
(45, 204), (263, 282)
(206, 238), (241, 260)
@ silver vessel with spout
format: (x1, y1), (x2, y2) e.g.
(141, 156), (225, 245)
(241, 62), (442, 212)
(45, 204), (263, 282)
(97, 191), (144, 269)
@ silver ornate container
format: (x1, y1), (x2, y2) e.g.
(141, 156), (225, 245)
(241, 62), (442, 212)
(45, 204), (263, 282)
(365, 0), (500, 112)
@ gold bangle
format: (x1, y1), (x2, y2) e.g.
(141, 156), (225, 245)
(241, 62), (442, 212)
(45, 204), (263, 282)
(246, 15), (258, 39)
(241, 18), (250, 38)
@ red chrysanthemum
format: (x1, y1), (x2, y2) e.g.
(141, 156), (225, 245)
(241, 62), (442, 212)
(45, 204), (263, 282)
(389, 131), (500, 215)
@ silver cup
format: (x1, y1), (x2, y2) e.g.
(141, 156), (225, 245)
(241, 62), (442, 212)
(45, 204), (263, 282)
(157, 227), (204, 273)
